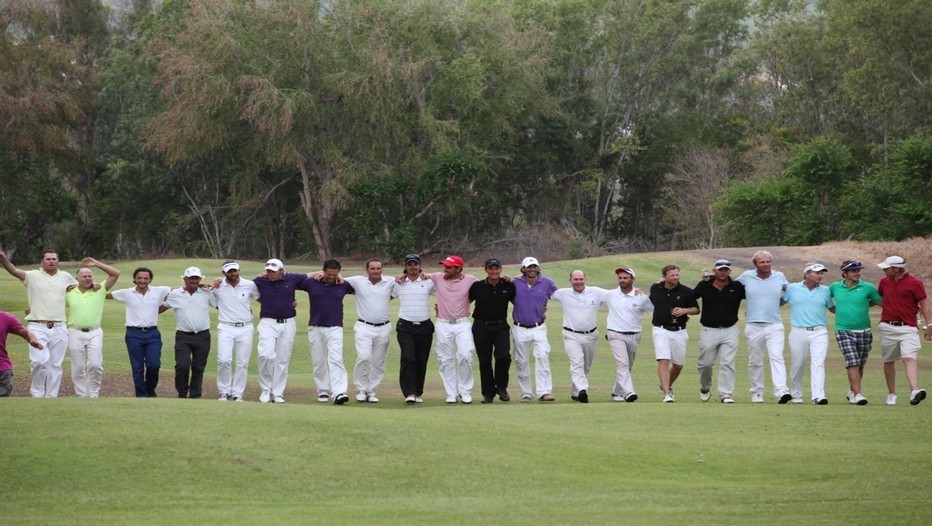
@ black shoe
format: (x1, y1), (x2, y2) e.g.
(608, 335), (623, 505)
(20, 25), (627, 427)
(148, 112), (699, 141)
(571, 395), (579, 402)
(578, 389), (589, 403)
(498, 390), (510, 402)
(815, 398), (829, 405)
(481, 396), (494, 404)
(333, 393), (349, 405)
(625, 392), (638, 403)
(779, 393), (792, 404)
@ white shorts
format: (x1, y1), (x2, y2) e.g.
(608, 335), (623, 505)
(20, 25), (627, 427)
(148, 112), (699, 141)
(652, 326), (688, 365)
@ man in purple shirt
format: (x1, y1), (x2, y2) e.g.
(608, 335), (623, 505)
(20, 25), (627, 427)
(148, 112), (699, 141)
(1, 311), (44, 396)
(299, 259), (354, 405)
(512, 257), (558, 402)
(253, 258), (306, 404)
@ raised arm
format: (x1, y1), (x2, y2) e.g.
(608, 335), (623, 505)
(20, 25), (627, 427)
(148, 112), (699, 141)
(83, 257), (121, 291)
(0, 251), (26, 282)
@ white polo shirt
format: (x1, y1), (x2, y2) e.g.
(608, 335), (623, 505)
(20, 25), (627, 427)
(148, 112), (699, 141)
(111, 286), (172, 327)
(392, 277), (434, 322)
(603, 287), (654, 332)
(23, 269), (77, 322)
(552, 286), (607, 332)
(164, 287), (215, 332)
(344, 275), (394, 324)
(212, 279), (260, 324)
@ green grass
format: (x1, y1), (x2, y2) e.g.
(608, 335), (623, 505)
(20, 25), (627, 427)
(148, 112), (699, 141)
(1, 255), (930, 523)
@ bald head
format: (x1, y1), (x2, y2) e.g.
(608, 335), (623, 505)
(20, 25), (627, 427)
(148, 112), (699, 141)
(569, 270), (586, 292)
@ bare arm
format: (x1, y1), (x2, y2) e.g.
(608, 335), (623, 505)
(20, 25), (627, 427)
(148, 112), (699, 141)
(0, 251), (26, 282)
(83, 257), (121, 291)
(920, 298), (932, 341)
(15, 327), (43, 349)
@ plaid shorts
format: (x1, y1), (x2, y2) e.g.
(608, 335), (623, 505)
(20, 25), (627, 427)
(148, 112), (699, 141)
(836, 329), (872, 368)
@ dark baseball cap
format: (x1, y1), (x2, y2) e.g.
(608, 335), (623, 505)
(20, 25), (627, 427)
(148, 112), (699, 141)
(484, 258), (502, 268)
(404, 254), (421, 263)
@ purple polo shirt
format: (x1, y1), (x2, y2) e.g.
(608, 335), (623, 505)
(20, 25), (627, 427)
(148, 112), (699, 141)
(0, 311), (25, 371)
(512, 274), (557, 325)
(298, 278), (354, 327)
(253, 273), (306, 320)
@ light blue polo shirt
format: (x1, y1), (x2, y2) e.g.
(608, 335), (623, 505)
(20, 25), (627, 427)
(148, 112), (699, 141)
(737, 270), (789, 324)
(782, 282), (834, 327)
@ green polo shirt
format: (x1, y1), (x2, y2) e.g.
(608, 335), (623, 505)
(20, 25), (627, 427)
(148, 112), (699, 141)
(66, 287), (108, 329)
(829, 279), (881, 331)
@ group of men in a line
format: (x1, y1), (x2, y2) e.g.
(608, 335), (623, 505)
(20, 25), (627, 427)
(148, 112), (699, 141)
(0, 250), (928, 406)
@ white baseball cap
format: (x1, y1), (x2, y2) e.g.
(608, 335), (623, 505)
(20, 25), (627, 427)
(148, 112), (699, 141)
(521, 257), (540, 268)
(182, 266), (204, 278)
(221, 261), (240, 272)
(265, 258), (284, 271)
(877, 255), (905, 269)
(803, 263), (828, 273)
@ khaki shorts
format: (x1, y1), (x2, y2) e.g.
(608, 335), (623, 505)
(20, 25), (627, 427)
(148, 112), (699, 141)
(878, 322), (921, 362)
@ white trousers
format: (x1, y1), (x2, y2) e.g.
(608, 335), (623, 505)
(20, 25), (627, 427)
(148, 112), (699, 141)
(435, 319), (475, 398)
(512, 324), (552, 397)
(745, 322), (789, 397)
(789, 326), (828, 401)
(68, 327), (103, 398)
(697, 325), (739, 398)
(308, 326), (348, 396)
(216, 323), (254, 398)
(256, 318), (296, 397)
(606, 331), (639, 396)
(353, 321), (392, 395)
(563, 330), (597, 396)
(28, 322), (68, 398)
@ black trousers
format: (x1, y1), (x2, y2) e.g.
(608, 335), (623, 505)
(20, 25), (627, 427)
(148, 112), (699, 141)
(472, 321), (512, 398)
(174, 330), (211, 398)
(397, 319), (434, 396)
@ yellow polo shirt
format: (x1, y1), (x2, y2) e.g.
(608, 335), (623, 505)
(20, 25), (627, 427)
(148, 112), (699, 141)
(66, 287), (107, 329)
(24, 269), (77, 322)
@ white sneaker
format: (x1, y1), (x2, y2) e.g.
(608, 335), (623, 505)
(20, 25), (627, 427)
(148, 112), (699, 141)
(367, 394), (380, 403)
(218, 394), (229, 401)
(886, 393), (897, 405)
(699, 389), (712, 402)
(317, 393), (330, 403)
(751, 393), (764, 403)
(852, 393), (868, 405)
(909, 388), (927, 405)
(405, 395), (416, 404)
(612, 394), (625, 402)
(355, 392), (368, 402)
(662, 392), (675, 403)
(460, 394), (472, 404)
(273, 396), (285, 404)
(414, 397), (424, 403)
(846, 390), (854, 402)
(791, 398), (803, 404)
(259, 390), (270, 403)
(445, 396), (457, 404)
(721, 396), (735, 404)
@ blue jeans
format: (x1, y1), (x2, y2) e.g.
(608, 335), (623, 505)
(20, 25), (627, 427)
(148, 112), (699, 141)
(126, 328), (162, 397)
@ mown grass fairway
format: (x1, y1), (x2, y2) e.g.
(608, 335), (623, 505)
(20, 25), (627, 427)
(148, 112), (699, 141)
(1, 253), (930, 523)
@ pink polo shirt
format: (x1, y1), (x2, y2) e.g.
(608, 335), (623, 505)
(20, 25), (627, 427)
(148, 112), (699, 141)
(427, 272), (478, 320)
(1, 311), (25, 371)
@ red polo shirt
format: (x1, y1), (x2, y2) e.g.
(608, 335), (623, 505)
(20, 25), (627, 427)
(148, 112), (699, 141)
(878, 272), (927, 326)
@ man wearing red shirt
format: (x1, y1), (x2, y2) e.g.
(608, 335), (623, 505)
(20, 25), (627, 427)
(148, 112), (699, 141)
(876, 256), (932, 405)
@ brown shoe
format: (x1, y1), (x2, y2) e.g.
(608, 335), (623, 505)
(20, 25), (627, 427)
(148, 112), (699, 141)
(538, 394), (555, 402)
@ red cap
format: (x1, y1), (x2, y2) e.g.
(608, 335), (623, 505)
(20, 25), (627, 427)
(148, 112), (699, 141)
(440, 255), (464, 268)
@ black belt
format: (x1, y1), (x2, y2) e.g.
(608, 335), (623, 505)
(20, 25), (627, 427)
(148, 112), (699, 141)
(398, 319), (430, 326)
(801, 326), (824, 331)
(655, 325), (686, 331)
(177, 329), (209, 335)
(563, 327), (596, 334)
(77, 327), (99, 333)
(608, 329), (639, 335)
(475, 319), (507, 326)
(516, 321), (544, 329)
(358, 319), (390, 327)
(275, 319), (289, 324)
(127, 326), (156, 331)
(883, 321), (908, 327)
(702, 324), (736, 329)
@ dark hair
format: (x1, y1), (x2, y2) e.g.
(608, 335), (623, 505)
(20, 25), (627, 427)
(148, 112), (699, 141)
(661, 264), (679, 276)
(223, 259), (236, 265)
(133, 267), (154, 280)
(322, 259), (342, 271)
(40, 250), (58, 260)
(365, 258), (383, 269)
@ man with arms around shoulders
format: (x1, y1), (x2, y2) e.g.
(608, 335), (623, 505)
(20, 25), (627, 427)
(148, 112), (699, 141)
(343, 259), (395, 404)
(736, 250), (792, 404)
(552, 270), (607, 403)
(211, 260), (260, 402)
(253, 258), (306, 404)
(783, 263), (835, 405)
(512, 257), (558, 402)
(469, 258), (515, 404)
(394, 254), (435, 404)
(163, 267), (215, 399)
(66, 258), (120, 398)
(693, 260), (745, 404)
(108, 267), (171, 397)
(0, 311), (44, 396)
(828, 260), (881, 405)
(0, 250), (77, 397)
(300, 259), (354, 405)
(602, 267), (652, 402)
(424, 255), (479, 404)
(876, 256), (932, 406)
(649, 265), (700, 403)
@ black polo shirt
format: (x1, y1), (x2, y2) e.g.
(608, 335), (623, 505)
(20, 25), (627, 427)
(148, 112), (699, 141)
(649, 282), (699, 328)
(469, 278), (515, 322)
(693, 278), (745, 328)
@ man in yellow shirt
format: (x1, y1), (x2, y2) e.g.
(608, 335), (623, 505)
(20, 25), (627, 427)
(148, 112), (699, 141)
(66, 258), (121, 398)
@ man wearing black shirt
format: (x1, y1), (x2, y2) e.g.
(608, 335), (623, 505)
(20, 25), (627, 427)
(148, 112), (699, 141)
(469, 259), (516, 403)
(693, 260), (746, 404)
(649, 265), (700, 403)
